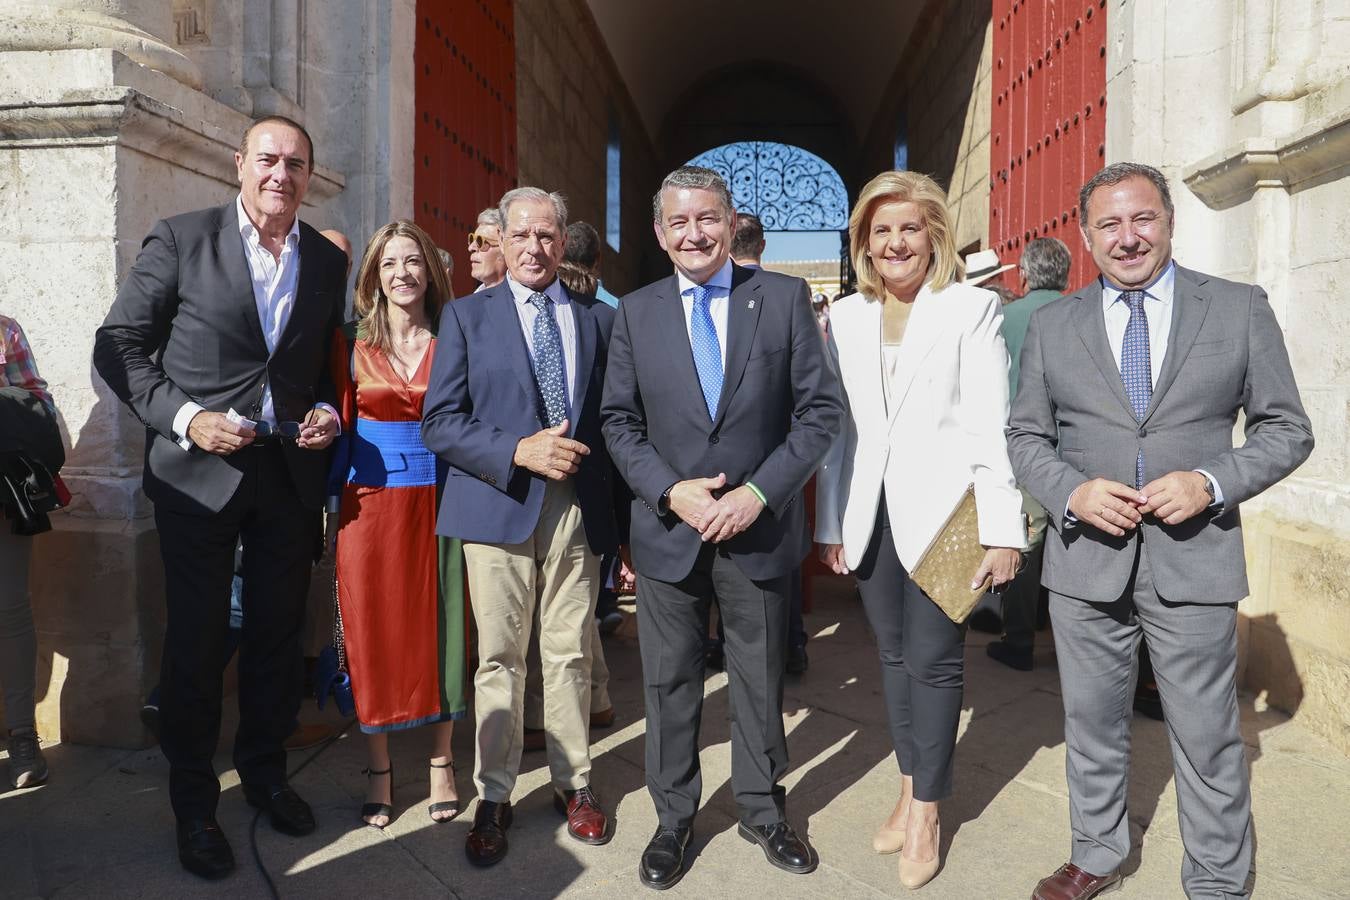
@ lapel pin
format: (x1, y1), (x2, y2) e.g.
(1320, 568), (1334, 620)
(747, 300), (755, 309)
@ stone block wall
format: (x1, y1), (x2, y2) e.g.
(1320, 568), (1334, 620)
(513, 0), (659, 295)
(861, 0), (994, 254)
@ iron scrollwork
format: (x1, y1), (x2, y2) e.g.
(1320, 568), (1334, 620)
(688, 142), (847, 231)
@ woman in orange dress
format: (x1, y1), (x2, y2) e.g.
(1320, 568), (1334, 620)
(330, 220), (466, 828)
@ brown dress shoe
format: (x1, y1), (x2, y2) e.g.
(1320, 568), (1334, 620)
(465, 799), (513, 867)
(590, 706), (615, 729)
(1032, 863), (1122, 900)
(522, 727), (546, 752)
(284, 722), (335, 751)
(554, 785), (611, 845)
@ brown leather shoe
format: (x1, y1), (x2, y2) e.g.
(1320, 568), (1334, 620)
(590, 706), (615, 729)
(1032, 863), (1122, 900)
(465, 799), (513, 867)
(522, 727), (546, 752)
(554, 785), (611, 845)
(284, 722), (335, 751)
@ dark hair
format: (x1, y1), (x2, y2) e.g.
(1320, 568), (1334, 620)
(1078, 162), (1173, 225)
(730, 213), (765, 261)
(564, 221), (602, 269)
(1019, 237), (1072, 291)
(557, 260), (598, 295)
(238, 115), (315, 170)
(652, 165), (734, 221)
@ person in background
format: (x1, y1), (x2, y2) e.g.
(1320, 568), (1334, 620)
(729, 212), (766, 267)
(980, 236), (1071, 672)
(424, 187), (623, 867)
(93, 115), (346, 881)
(562, 221), (620, 308)
(1009, 162), (1313, 900)
(0, 315), (55, 790)
(329, 220), (466, 828)
(469, 207), (507, 291)
(603, 166), (842, 889)
(811, 292), (830, 335)
(816, 171), (1025, 891)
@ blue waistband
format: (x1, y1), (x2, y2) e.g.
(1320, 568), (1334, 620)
(347, 418), (437, 488)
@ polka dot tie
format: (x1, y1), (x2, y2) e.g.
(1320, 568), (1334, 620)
(1119, 290), (1152, 488)
(528, 292), (568, 428)
(689, 283), (723, 420)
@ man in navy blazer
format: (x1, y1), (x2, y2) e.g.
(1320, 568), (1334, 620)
(422, 187), (621, 867)
(602, 167), (843, 889)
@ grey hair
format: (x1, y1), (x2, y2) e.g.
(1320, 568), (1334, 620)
(1019, 237), (1072, 291)
(652, 165), (734, 221)
(1078, 162), (1174, 225)
(499, 187), (568, 233)
(476, 206), (503, 230)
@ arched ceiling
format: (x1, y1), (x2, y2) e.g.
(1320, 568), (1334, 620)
(583, 0), (924, 143)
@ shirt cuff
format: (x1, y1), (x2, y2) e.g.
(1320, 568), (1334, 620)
(743, 481), (768, 507)
(1194, 469), (1224, 509)
(173, 401), (205, 451)
(1063, 485), (1081, 529)
(314, 402), (341, 435)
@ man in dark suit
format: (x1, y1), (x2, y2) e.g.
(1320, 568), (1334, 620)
(94, 116), (347, 881)
(422, 187), (622, 868)
(602, 166), (843, 889)
(1008, 163), (1313, 900)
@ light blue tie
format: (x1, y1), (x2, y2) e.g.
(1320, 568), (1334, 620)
(528, 292), (568, 427)
(689, 283), (723, 420)
(1119, 290), (1152, 488)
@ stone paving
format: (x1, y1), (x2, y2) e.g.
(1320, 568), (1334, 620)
(4, 578), (1348, 899)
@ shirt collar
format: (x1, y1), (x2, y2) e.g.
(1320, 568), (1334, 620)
(236, 194), (300, 248)
(677, 258), (734, 297)
(506, 273), (567, 306)
(1101, 259), (1175, 310)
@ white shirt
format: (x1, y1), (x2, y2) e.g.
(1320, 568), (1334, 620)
(1101, 260), (1174, 387)
(676, 258), (733, 369)
(172, 196), (333, 449)
(506, 274), (580, 409)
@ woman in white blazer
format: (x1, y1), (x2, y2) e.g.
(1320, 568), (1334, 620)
(815, 171), (1026, 890)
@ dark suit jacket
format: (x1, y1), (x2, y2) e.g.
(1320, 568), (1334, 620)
(421, 280), (623, 556)
(93, 202), (347, 515)
(1007, 264), (1314, 604)
(601, 263), (843, 583)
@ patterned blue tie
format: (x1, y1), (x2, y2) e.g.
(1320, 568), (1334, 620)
(1119, 290), (1152, 488)
(528, 292), (568, 427)
(689, 283), (724, 420)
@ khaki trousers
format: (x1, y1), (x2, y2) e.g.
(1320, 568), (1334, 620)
(463, 481), (600, 801)
(524, 614), (611, 730)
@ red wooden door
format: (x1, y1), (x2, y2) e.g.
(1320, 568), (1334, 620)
(990, 0), (1107, 292)
(415, 1), (517, 297)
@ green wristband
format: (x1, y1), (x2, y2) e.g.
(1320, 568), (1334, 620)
(744, 481), (767, 506)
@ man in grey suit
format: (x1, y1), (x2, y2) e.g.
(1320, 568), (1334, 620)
(1008, 162), (1313, 900)
(602, 166), (842, 889)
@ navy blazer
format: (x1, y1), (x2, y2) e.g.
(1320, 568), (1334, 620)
(422, 280), (622, 555)
(601, 263), (843, 582)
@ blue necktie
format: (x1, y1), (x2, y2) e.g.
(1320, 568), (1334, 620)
(1119, 290), (1152, 488)
(689, 284), (723, 420)
(528, 292), (568, 427)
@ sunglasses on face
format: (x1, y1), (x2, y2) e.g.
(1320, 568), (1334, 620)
(467, 232), (500, 250)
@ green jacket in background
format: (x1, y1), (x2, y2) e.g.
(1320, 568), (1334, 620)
(1000, 287), (1064, 398)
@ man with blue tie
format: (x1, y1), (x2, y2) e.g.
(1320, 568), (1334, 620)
(1008, 163), (1313, 900)
(602, 166), (843, 889)
(422, 187), (622, 867)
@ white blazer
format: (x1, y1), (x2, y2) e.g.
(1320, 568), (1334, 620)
(814, 281), (1026, 572)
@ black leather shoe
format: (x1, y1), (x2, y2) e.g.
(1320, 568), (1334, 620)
(176, 818), (235, 880)
(243, 783), (316, 836)
(465, 799), (513, 867)
(786, 643), (809, 675)
(639, 825), (690, 890)
(738, 821), (817, 874)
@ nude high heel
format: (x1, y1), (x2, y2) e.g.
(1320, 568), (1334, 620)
(872, 821), (906, 854)
(897, 821), (940, 889)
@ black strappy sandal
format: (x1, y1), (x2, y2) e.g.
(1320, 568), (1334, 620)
(361, 766), (393, 828)
(428, 759), (460, 823)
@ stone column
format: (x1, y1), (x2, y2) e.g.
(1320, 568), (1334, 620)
(0, 0), (201, 88)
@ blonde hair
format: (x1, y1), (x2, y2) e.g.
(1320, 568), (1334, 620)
(849, 170), (964, 300)
(353, 220), (453, 355)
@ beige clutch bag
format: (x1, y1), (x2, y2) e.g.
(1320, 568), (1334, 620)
(910, 484), (993, 624)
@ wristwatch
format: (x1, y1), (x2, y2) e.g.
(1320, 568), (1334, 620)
(658, 484), (674, 514)
(1200, 474), (1216, 504)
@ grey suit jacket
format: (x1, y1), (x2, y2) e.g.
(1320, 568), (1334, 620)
(1006, 264), (1313, 605)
